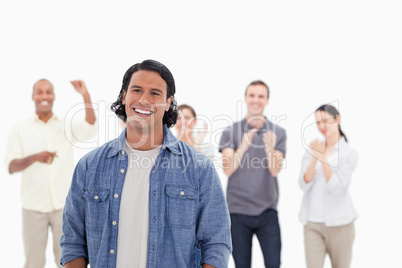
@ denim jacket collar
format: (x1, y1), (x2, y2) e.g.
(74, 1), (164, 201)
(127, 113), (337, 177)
(107, 125), (182, 158)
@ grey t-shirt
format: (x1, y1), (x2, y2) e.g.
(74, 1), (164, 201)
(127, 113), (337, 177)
(219, 118), (287, 216)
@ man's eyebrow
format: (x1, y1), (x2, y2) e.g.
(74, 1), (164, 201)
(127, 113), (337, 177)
(130, 85), (163, 94)
(151, 88), (164, 94)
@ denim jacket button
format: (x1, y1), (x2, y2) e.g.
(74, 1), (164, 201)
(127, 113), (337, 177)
(94, 195), (99, 200)
(180, 191), (185, 196)
(120, 169), (125, 173)
(110, 249), (115, 254)
(114, 194), (119, 198)
(112, 221), (117, 226)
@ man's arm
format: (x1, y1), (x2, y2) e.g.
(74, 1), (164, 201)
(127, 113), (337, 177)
(197, 161), (232, 268)
(262, 130), (285, 177)
(8, 151), (57, 174)
(70, 80), (96, 125)
(64, 257), (86, 268)
(222, 128), (257, 177)
(60, 159), (89, 266)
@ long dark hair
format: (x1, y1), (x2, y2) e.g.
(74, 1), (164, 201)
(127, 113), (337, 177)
(110, 59), (178, 128)
(316, 104), (348, 142)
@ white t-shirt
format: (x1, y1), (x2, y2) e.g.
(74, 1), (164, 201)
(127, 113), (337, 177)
(116, 141), (161, 268)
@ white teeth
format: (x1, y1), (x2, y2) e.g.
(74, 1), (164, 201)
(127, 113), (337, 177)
(135, 108), (152, 115)
(41, 101), (49, 106)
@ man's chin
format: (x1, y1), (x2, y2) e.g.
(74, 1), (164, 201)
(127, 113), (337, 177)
(36, 108), (53, 115)
(248, 110), (264, 117)
(127, 119), (152, 131)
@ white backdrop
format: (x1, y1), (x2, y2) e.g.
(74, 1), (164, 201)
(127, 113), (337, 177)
(1, 1), (401, 267)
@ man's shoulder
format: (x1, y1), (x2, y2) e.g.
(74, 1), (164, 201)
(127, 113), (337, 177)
(176, 140), (212, 168)
(222, 119), (244, 133)
(13, 115), (35, 126)
(268, 120), (286, 136)
(78, 138), (120, 165)
(8, 116), (34, 135)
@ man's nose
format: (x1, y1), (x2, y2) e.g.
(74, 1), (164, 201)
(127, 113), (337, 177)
(139, 93), (151, 105)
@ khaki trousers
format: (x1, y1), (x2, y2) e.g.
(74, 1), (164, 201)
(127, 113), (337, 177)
(22, 208), (63, 268)
(304, 222), (355, 268)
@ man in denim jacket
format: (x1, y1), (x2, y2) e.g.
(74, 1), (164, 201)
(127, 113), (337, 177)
(60, 60), (232, 268)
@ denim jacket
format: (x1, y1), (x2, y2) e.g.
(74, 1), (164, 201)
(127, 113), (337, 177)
(60, 126), (232, 268)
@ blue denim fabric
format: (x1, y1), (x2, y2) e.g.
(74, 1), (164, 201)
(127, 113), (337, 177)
(195, 246), (202, 268)
(60, 126), (232, 268)
(230, 209), (281, 268)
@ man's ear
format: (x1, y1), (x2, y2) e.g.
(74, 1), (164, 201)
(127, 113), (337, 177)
(122, 90), (126, 105)
(166, 96), (173, 111)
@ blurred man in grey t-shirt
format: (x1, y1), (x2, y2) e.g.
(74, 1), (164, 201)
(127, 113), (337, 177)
(219, 80), (286, 268)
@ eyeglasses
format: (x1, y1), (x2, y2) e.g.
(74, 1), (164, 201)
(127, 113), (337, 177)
(316, 117), (336, 125)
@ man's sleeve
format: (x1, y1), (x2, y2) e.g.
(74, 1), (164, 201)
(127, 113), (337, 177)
(59, 159), (88, 265)
(218, 126), (234, 153)
(65, 117), (98, 144)
(4, 125), (22, 173)
(275, 128), (287, 157)
(197, 160), (232, 268)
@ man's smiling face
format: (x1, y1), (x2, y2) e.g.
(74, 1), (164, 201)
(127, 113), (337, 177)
(245, 84), (269, 117)
(32, 79), (55, 116)
(123, 70), (172, 132)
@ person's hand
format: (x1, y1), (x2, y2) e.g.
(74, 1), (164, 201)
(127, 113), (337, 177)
(263, 130), (277, 150)
(242, 128), (258, 146)
(34, 151), (57, 164)
(70, 80), (89, 96)
(310, 139), (326, 161)
(194, 123), (208, 145)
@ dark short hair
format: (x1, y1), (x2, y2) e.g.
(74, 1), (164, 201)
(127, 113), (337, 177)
(245, 80), (270, 98)
(178, 104), (196, 119)
(110, 59), (178, 127)
(32, 79), (54, 93)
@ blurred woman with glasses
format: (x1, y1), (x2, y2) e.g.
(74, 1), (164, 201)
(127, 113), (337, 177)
(298, 104), (358, 268)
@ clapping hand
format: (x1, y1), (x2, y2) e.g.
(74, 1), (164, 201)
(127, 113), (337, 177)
(263, 130), (277, 150)
(310, 139), (326, 161)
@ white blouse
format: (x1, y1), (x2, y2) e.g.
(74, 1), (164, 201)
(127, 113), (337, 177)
(298, 137), (359, 227)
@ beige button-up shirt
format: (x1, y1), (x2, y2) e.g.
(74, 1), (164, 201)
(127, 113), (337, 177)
(5, 114), (97, 213)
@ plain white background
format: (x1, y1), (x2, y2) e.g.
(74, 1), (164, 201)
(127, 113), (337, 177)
(1, 1), (401, 267)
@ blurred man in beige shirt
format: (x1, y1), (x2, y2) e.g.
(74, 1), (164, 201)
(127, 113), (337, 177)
(5, 79), (97, 268)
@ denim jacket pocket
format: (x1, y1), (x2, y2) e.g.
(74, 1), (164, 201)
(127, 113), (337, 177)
(165, 185), (198, 228)
(83, 190), (110, 230)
